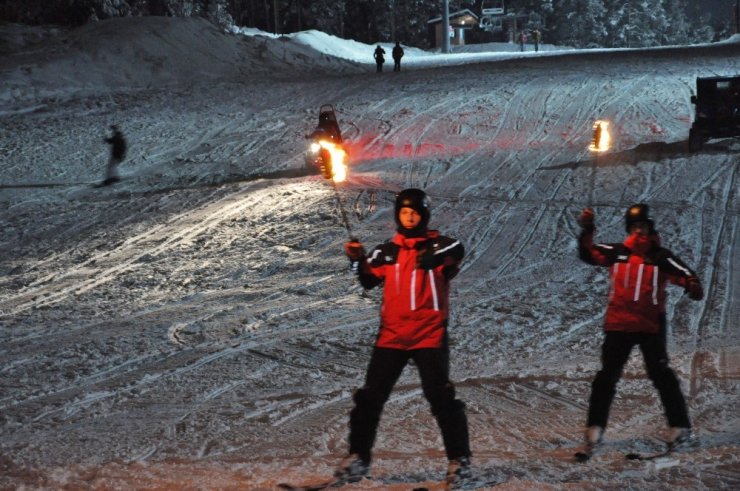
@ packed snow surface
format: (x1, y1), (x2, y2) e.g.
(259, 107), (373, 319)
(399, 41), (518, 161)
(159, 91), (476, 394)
(1, 16), (739, 490)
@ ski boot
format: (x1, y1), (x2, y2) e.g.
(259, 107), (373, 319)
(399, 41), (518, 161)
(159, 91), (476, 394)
(575, 425), (603, 462)
(333, 453), (369, 483)
(445, 456), (472, 490)
(667, 427), (695, 449)
(585, 425), (604, 446)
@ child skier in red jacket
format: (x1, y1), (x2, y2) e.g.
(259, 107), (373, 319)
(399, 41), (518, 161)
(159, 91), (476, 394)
(340, 188), (471, 489)
(577, 204), (704, 452)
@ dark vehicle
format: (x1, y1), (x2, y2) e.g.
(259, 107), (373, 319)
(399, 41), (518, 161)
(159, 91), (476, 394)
(305, 104), (347, 180)
(689, 76), (740, 152)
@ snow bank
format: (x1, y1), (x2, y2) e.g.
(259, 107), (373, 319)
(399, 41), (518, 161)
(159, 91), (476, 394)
(0, 17), (362, 109)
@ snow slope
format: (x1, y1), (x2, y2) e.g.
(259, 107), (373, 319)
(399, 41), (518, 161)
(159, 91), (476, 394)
(1, 17), (739, 490)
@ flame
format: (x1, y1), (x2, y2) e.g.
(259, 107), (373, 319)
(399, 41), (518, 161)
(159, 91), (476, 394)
(589, 120), (611, 152)
(317, 140), (348, 182)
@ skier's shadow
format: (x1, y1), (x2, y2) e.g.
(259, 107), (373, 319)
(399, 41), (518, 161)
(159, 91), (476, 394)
(540, 139), (733, 171)
(241, 166), (320, 181)
(0, 168), (320, 190)
(0, 181), (91, 189)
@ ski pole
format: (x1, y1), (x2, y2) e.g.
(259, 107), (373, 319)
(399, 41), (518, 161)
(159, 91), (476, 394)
(589, 154), (596, 207)
(330, 179), (357, 241)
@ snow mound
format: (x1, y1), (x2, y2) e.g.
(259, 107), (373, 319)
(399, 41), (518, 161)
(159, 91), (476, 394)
(235, 28), (429, 63)
(0, 17), (362, 108)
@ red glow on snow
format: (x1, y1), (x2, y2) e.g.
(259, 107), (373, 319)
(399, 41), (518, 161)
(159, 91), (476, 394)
(344, 134), (494, 163)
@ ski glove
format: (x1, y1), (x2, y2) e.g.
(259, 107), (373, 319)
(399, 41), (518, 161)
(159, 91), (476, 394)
(344, 240), (366, 262)
(685, 277), (704, 301)
(578, 208), (595, 232)
(417, 250), (458, 270)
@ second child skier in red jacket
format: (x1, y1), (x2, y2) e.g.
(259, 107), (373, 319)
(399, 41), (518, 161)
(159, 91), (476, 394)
(577, 204), (704, 455)
(340, 188), (472, 489)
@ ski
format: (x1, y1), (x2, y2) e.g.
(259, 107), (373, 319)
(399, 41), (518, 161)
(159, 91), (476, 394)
(625, 441), (683, 461)
(410, 477), (504, 491)
(625, 434), (697, 461)
(447, 477), (506, 490)
(574, 442), (599, 463)
(574, 449), (592, 463)
(92, 176), (122, 188)
(276, 477), (343, 491)
(625, 448), (673, 461)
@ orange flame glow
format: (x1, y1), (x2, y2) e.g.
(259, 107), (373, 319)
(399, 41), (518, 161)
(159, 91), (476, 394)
(318, 140), (348, 182)
(589, 120), (611, 152)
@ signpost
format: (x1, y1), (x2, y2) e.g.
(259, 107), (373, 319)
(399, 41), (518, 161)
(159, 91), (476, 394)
(443, 0), (450, 54)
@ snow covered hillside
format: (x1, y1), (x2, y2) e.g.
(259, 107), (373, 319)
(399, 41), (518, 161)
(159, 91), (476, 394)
(1, 17), (738, 490)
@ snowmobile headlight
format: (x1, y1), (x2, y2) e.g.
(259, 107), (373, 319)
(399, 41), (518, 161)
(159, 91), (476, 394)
(309, 142), (321, 153)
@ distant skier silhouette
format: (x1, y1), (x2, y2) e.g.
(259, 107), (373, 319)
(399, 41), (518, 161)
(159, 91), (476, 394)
(373, 45), (385, 73)
(103, 125), (126, 186)
(392, 42), (404, 72)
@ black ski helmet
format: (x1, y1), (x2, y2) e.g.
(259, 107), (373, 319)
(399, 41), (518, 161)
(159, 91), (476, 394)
(625, 203), (654, 233)
(394, 188), (430, 232)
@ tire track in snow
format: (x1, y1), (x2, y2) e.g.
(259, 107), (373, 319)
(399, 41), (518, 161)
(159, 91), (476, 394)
(442, 73), (647, 280)
(693, 160), (738, 345)
(683, 159), (738, 399)
(0, 181), (302, 315)
(3, 318), (359, 423)
(512, 73), (652, 200)
(2, 283), (373, 423)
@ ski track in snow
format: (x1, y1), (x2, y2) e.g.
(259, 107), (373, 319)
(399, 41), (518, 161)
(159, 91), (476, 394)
(1, 21), (739, 490)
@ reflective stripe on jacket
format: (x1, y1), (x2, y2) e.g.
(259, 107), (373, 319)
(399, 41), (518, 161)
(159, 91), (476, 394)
(357, 231), (463, 349)
(579, 230), (696, 333)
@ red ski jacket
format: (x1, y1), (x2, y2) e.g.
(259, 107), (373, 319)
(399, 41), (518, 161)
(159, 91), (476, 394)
(356, 231), (464, 350)
(579, 230), (698, 334)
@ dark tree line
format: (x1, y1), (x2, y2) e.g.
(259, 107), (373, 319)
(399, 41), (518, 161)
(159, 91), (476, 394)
(0, 0), (732, 48)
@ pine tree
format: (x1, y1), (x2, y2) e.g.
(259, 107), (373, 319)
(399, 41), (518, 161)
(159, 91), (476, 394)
(663, 0), (691, 45)
(553, 0), (606, 48)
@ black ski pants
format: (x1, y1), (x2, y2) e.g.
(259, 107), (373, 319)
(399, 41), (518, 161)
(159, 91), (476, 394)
(348, 344), (470, 463)
(587, 319), (691, 429)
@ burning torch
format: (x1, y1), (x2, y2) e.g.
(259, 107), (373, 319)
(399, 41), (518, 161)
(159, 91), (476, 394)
(312, 140), (353, 239)
(588, 120), (611, 205)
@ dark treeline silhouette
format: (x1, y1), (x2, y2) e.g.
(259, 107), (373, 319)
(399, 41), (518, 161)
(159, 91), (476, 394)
(0, 1), (733, 49)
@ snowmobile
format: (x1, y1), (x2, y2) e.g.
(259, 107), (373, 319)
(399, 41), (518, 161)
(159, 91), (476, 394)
(305, 104), (348, 181)
(688, 75), (740, 152)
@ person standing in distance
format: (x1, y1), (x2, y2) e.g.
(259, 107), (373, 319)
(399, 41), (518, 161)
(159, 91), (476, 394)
(392, 41), (404, 72)
(373, 45), (386, 73)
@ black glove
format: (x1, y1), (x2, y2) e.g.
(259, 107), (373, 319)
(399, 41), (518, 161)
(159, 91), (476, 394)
(417, 250), (444, 270)
(685, 277), (703, 301)
(344, 240), (365, 262)
(578, 208), (595, 232)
